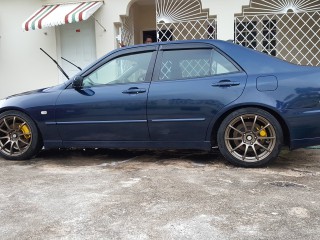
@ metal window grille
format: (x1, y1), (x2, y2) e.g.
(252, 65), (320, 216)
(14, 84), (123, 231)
(235, 0), (320, 66)
(235, 12), (320, 66)
(241, 0), (320, 15)
(156, 0), (217, 42)
(160, 59), (211, 80)
(160, 61), (173, 80)
(180, 59), (211, 78)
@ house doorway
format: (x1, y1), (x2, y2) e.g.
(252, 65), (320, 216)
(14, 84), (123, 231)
(142, 30), (173, 43)
(119, 0), (157, 47)
(142, 30), (157, 43)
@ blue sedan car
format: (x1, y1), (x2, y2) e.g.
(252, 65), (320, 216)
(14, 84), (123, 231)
(1, 40), (320, 167)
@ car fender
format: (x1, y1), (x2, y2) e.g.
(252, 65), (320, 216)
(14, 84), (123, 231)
(205, 96), (291, 147)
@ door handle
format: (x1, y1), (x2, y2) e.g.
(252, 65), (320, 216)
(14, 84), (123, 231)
(122, 87), (146, 94)
(212, 80), (240, 87)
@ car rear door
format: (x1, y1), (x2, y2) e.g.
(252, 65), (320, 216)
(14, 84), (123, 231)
(55, 46), (157, 143)
(147, 43), (247, 142)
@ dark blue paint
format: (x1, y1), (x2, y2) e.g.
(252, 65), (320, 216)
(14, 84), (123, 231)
(147, 72), (247, 141)
(1, 39), (320, 151)
(256, 75), (278, 91)
(55, 82), (151, 141)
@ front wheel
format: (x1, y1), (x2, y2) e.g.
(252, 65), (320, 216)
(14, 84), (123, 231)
(0, 110), (42, 160)
(217, 108), (283, 167)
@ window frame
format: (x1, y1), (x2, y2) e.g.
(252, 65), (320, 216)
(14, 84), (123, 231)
(153, 43), (243, 82)
(78, 45), (158, 88)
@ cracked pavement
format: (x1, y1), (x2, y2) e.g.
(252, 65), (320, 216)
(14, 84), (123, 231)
(0, 148), (320, 239)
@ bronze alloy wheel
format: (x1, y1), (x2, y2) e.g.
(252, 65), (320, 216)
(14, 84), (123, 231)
(218, 108), (283, 167)
(0, 115), (33, 156)
(224, 114), (276, 162)
(0, 111), (41, 160)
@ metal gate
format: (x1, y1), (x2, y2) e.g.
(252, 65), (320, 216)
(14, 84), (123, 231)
(118, 0), (216, 46)
(235, 0), (320, 66)
(156, 0), (217, 41)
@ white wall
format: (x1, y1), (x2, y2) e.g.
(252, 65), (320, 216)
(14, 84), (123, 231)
(34, 0), (251, 55)
(94, 0), (131, 57)
(0, 0), (252, 99)
(93, 0), (251, 56)
(132, 4), (156, 44)
(0, 0), (59, 99)
(202, 0), (250, 40)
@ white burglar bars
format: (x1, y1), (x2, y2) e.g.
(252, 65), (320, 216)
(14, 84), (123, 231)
(235, 0), (320, 66)
(156, 0), (217, 42)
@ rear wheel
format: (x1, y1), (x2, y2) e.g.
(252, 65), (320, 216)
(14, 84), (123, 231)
(217, 108), (283, 167)
(0, 111), (42, 160)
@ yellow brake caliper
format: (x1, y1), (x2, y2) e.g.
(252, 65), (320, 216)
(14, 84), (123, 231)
(20, 124), (31, 139)
(258, 127), (267, 137)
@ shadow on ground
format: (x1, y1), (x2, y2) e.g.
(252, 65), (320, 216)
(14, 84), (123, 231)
(12, 147), (320, 171)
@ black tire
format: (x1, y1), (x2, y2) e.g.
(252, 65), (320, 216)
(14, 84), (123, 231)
(217, 108), (283, 167)
(0, 110), (42, 160)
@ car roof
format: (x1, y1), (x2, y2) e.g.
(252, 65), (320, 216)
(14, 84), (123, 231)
(78, 39), (308, 80)
(125, 39), (227, 48)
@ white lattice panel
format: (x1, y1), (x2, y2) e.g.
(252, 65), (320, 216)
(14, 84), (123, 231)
(156, 0), (217, 42)
(160, 59), (211, 80)
(180, 59), (211, 78)
(235, 11), (320, 66)
(157, 19), (216, 41)
(242, 0), (320, 15)
(160, 61), (173, 80)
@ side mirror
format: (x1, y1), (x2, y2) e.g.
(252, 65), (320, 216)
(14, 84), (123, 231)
(72, 75), (83, 89)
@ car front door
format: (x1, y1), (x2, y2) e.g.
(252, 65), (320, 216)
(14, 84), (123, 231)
(147, 43), (247, 143)
(55, 46), (157, 145)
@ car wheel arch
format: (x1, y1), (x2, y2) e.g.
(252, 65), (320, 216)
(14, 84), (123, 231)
(208, 105), (291, 148)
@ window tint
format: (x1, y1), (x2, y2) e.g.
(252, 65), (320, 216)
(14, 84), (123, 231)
(159, 49), (239, 81)
(83, 51), (153, 87)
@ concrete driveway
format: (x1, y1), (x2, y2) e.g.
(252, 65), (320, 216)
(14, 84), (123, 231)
(0, 148), (319, 239)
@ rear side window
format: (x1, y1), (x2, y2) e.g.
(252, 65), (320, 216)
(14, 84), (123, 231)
(158, 49), (239, 81)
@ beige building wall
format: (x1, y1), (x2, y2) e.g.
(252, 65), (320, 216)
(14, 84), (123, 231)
(0, 0), (252, 99)
(202, 0), (250, 40)
(132, 4), (156, 44)
(94, 0), (131, 56)
(94, 0), (251, 55)
(0, 0), (59, 99)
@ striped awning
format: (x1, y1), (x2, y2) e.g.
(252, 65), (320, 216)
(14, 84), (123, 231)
(23, 1), (103, 31)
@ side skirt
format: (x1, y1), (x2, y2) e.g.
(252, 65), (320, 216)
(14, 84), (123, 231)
(291, 137), (320, 150)
(60, 141), (212, 151)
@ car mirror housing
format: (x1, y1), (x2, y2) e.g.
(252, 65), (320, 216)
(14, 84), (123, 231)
(72, 75), (84, 89)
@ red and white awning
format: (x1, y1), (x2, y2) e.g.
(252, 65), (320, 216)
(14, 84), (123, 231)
(22, 1), (103, 31)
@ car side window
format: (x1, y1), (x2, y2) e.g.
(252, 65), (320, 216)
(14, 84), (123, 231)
(159, 49), (239, 81)
(83, 51), (153, 87)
